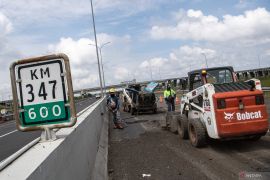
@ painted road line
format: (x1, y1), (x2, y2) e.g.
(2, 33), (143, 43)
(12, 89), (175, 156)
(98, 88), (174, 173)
(0, 130), (18, 138)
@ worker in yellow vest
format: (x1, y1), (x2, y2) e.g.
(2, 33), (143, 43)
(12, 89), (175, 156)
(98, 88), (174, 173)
(163, 85), (176, 111)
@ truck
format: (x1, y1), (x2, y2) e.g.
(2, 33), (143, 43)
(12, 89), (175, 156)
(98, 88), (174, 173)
(176, 66), (269, 147)
(122, 84), (157, 115)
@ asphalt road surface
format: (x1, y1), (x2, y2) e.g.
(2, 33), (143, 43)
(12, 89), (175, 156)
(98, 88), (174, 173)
(109, 98), (270, 180)
(0, 97), (97, 162)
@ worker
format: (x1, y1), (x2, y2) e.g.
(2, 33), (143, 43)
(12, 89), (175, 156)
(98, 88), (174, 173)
(107, 88), (123, 129)
(164, 85), (176, 112)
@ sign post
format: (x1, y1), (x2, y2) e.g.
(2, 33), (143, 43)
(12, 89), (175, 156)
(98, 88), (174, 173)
(10, 54), (76, 141)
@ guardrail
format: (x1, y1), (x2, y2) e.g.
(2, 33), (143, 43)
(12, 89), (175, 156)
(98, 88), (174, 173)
(263, 87), (270, 98)
(262, 87), (270, 92)
(178, 87), (270, 93)
(0, 98), (109, 180)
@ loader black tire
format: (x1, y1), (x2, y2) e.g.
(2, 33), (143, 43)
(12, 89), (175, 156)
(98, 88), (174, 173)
(170, 115), (178, 134)
(178, 115), (189, 139)
(248, 135), (262, 141)
(188, 118), (207, 147)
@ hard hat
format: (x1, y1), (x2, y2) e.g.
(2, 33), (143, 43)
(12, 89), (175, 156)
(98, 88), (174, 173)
(109, 88), (116, 93)
(201, 69), (207, 76)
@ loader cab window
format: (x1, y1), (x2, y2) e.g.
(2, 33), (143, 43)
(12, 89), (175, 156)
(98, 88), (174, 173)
(206, 69), (233, 84)
(189, 73), (202, 91)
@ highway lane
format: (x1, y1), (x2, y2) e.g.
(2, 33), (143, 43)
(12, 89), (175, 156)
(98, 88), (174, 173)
(0, 97), (98, 162)
(0, 121), (17, 137)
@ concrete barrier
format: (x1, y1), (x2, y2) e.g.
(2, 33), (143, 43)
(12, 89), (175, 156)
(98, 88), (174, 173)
(0, 98), (109, 180)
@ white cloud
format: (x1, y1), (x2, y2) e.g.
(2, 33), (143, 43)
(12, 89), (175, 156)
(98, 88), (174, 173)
(177, 46), (215, 57)
(264, 49), (270, 56)
(48, 37), (102, 89)
(48, 33), (133, 90)
(1, 0), (90, 24)
(0, 12), (12, 36)
(49, 37), (97, 67)
(138, 45), (260, 79)
(114, 67), (129, 80)
(137, 46), (219, 80)
(0, 12), (17, 100)
(0, 1), (269, 99)
(170, 46), (217, 69)
(149, 7), (270, 77)
(0, 12), (12, 52)
(235, 0), (257, 9)
(150, 8), (270, 44)
(138, 42), (270, 81)
(0, 0), (169, 27)
(140, 57), (168, 69)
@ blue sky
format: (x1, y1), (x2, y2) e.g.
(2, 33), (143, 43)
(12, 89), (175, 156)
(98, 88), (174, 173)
(0, 0), (270, 99)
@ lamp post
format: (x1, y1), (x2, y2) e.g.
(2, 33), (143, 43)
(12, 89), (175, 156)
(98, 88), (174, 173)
(201, 53), (208, 68)
(89, 41), (111, 92)
(149, 61), (153, 80)
(258, 54), (261, 68)
(89, 0), (103, 97)
(99, 42), (111, 92)
(158, 67), (161, 79)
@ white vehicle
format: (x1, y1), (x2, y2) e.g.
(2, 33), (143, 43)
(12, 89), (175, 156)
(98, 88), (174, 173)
(95, 94), (101, 99)
(175, 66), (268, 147)
(121, 88), (133, 112)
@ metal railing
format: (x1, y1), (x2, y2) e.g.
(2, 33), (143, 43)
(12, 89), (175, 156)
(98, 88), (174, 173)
(262, 87), (270, 92)
(263, 87), (270, 99)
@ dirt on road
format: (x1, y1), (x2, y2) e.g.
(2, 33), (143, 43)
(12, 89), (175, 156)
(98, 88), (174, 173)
(108, 106), (270, 180)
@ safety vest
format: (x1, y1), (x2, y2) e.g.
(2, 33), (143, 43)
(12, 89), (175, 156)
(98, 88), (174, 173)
(164, 89), (176, 98)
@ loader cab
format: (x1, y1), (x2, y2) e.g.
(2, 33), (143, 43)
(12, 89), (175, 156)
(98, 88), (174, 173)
(188, 66), (236, 91)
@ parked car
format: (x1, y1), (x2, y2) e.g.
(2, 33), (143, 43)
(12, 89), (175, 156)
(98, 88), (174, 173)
(95, 94), (101, 99)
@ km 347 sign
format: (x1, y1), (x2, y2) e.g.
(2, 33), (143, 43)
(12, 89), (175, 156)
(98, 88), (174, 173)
(10, 54), (76, 131)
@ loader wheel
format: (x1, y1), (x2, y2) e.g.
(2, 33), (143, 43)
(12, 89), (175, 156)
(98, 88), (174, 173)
(170, 115), (178, 134)
(188, 118), (206, 147)
(248, 135), (262, 141)
(178, 115), (188, 139)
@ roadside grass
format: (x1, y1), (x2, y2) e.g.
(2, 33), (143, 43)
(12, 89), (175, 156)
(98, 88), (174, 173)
(264, 91), (270, 99)
(0, 105), (4, 111)
(258, 76), (270, 87)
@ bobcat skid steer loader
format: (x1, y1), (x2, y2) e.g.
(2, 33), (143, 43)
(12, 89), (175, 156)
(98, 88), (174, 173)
(178, 66), (269, 147)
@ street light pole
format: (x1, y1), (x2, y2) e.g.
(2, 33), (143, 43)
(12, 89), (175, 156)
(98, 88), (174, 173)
(201, 53), (208, 68)
(90, 0), (104, 97)
(100, 42), (111, 92)
(149, 61), (153, 80)
(89, 41), (111, 92)
(258, 54), (261, 68)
